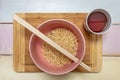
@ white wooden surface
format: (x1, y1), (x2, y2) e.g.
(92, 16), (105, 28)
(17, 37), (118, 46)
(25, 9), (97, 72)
(0, 0), (120, 22)
(0, 55), (120, 80)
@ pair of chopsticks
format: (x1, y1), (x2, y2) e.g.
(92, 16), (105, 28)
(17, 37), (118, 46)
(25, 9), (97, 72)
(13, 14), (91, 72)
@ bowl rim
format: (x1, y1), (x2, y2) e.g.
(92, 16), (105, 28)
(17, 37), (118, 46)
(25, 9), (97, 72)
(29, 19), (86, 75)
(85, 9), (112, 35)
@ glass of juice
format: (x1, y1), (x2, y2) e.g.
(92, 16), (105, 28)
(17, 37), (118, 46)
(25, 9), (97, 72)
(84, 9), (112, 35)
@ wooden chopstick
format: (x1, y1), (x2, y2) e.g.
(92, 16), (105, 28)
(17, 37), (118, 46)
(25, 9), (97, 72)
(13, 14), (91, 71)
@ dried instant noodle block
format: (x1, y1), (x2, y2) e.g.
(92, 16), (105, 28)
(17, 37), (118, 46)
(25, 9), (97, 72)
(41, 28), (78, 66)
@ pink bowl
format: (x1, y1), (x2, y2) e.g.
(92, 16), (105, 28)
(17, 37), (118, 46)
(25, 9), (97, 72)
(29, 19), (86, 75)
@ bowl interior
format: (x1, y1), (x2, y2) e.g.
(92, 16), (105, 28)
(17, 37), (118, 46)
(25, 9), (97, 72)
(29, 19), (85, 75)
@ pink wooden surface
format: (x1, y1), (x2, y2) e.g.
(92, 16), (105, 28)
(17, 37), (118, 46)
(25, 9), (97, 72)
(103, 24), (120, 56)
(0, 24), (13, 54)
(0, 23), (120, 56)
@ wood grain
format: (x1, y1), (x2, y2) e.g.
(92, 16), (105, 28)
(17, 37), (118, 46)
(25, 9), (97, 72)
(13, 13), (102, 72)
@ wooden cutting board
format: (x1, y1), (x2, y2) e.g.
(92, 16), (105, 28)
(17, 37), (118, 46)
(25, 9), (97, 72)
(13, 13), (102, 72)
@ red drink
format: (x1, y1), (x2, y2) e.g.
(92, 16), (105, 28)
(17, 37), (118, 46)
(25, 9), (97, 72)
(87, 12), (107, 32)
